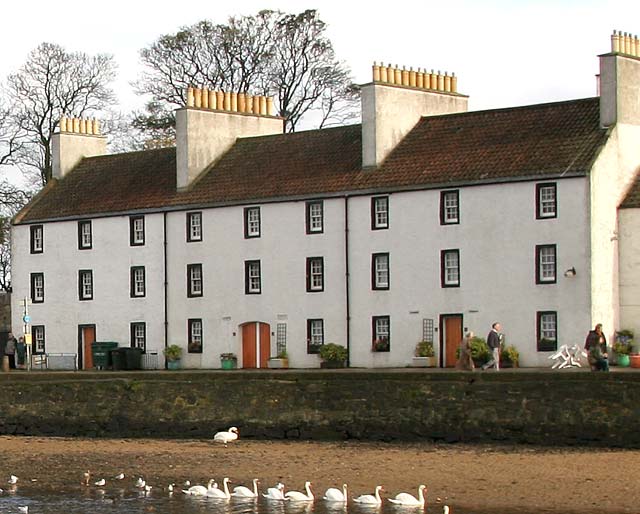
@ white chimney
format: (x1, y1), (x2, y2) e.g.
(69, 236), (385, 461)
(51, 117), (107, 179)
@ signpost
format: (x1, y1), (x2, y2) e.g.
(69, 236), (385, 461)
(19, 297), (32, 371)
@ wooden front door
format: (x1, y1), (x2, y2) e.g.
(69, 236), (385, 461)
(78, 325), (96, 370)
(241, 322), (270, 369)
(441, 315), (463, 367)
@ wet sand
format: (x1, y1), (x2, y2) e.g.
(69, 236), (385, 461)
(0, 436), (637, 513)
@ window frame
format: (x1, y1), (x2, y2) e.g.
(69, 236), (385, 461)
(129, 215), (145, 246)
(130, 322), (147, 352)
(536, 182), (557, 220)
(305, 200), (324, 234)
(441, 249), (461, 288)
(188, 318), (203, 354)
(372, 252), (390, 290)
(535, 244), (557, 284)
(306, 256), (325, 292)
(371, 196), (389, 230)
(440, 190), (460, 225)
(77, 220), (92, 250)
(186, 211), (202, 242)
(245, 260), (262, 294)
(372, 315), (391, 352)
(130, 266), (146, 298)
(537, 311), (558, 351)
(30, 225), (44, 254)
(32, 325), (46, 354)
(30, 272), (44, 303)
(187, 263), (203, 298)
(307, 318), (324, 354)
(78, 269), (94, 301)
(244, 206), (261, 238)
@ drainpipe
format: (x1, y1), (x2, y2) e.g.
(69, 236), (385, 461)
(344, 196), (351, 366)
(163, 212), (168, 369)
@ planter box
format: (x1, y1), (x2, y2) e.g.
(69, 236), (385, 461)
(267, 358), (289, 369)
(320, 361), (346, 369)
(167, 360), (180, 370)
(411, 356), (436, 367)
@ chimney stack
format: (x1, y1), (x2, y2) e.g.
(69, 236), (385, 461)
(176, 87), (283, 190)
(362, 62), (468, 169)
(52, 116), (107, 179)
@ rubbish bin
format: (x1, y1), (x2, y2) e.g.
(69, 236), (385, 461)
(111, 348), (126, 371)
(91, 342), (119, 370)
(123, 347), (143, 370)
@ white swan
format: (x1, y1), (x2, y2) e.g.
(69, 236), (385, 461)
(206, 477), (231, 499)
(94, 478), (106, 487)
(183, 479), (215, 496)
(114, 473), (125, 480)
(232, 478), (259, 498)
(214, 427), (239, 444)
(285, 481), (314, 502)
(324, 483), (348, 502)
(388, 485), (427, 506)
(263, 482), (286, 500)
(354, 485), (383, 505)
(443, 507), (449, 514)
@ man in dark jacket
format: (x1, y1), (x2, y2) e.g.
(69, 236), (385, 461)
(482, 322), (503, 370)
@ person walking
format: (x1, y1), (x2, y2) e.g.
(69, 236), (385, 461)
(455, 331), (475, 370)
(5, 332), (17, 370)
(482, 322), (503, 370)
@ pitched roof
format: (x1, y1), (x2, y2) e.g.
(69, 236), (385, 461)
(16, 97), (608, 223)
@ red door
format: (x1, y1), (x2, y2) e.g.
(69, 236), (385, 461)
(242, 322), (271, 369)
(80, 325), (96, 370)
(441, 315), (463, 367)
(259, 323), (270, 368)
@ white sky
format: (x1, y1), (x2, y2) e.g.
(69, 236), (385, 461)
(1, 0), (639, 120)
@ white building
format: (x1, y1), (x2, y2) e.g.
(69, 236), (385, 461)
(11, 32), (640, 369)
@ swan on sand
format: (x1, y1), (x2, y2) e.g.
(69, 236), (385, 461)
(213, 427), (239, 444)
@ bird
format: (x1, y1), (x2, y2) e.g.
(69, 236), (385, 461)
(388, 485), (427, 506)
(8, 475), (18, 485)
(82, 471), (90, 486)
(354, 485), (383, 505)
(206, 477), (231, 499)
(324, 483), (348, 502)
(135, 477), (146, 488)
(144, 484), (152, 495)
(18, 507), (28, 514)
(183, 480), (191, 487)
(167, 484), (174, 492)
(232, 478), (259, 498)
(443, 506), (450, 514)
(285, 481), (314, 502)
(213, 427), (239, 444)
(263, 482), (286, 500)
(94, 478), (106, 487)
(183, 479), (215, 496)
(114, 473), (125, 480)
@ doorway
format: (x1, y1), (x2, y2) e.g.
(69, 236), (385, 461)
(78, 324), (96, 370)
(440, 314), (463, 367)
(241, 322), (270, 369)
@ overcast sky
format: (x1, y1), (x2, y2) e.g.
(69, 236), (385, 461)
(1, 1), (638, 117)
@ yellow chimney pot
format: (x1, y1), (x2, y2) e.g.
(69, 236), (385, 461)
(451, 72), (458, 93)
(93, 119), (100, 135)
(253, 95), (260, 114)
(79, 118), (86, 135)
(259, 95), (267, 116)
(223, 91), (231, 111)
(209, 90), (217, 110)
(266, 97), (274, 116)
(409, 67), (416, 87)
(401, 66), (409, 86)
(187, 87), (195, 108)
(394, 65), (402, 85)
(195, 88), (203, 108)
(238, 93), (246, 113)
(429, 70), (437, 90)
(373, 62), (381, 82)
(444, 72), (451, 92)
(231, 92), (238, 112)
(72, 118), (80, 133)
(380, 63), (388, 83)
(416, 69), (424, 89)
(202, 88), (209, 109)
(86, 118), (94, 135)
(59, 117), (67, 133)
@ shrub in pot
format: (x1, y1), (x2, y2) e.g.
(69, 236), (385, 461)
(500, 345), (520, 367)
(163, 344), (183, 370)
(412, 341), (436, 367)
(469, 337), (490, 366)
(319, 343), (347, 368)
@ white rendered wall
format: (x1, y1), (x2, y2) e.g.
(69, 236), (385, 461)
(347, 178), (591, 367)
(618, 208), (640, 336)
(11, 215), (165, 360)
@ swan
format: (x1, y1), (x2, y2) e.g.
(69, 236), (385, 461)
(214, 427), (239, 444)
(8, 475), (18, 485)
(263, 482), (286, 500)
(285, 481), (314, 502)
(388, 485), (427, 506)
(114, 473), (125, 480)
(206, 477), (231, 499)
(82, 471), (90, 486)
(183, 479), (215, 496)
(18, 507), (28, 514)
(323, 483), (348, 502)
(135, 477), (146, 488)
(353, 485), (383, 505)
(94, 478), (106, 486)
(232, 478), (259, 498)
(443, 507), (449, 514)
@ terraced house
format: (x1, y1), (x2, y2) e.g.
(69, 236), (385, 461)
(11, 32), (640, 369)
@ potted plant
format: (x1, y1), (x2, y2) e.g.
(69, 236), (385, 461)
(412, 340), (436, 367)
(268, 349), (289, 369)
(613, 341), (631, 367)
(372, 338), (390, 352)
(220, 352), (238, 370)
(319, 343), (348, 368)
(500, 344), (520, 368)
(469, 336), (490, 367)
(164, 344), (183, 370)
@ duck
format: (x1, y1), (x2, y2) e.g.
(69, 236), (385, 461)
(135, 477), (146, 489)
(8, 475), (18, 485)
(213, 427), (239, 444)
(94, 478), (106, 487)
(353, 485), (383, 505)
(388, 485), (427, 506)
(285, 481), (314, 502)
(323, 483), (348, 502)
(263, 482), (286, 500)
(206, 477), (231, 499)
(183, 479), (215, 496)
(232, 478), (259, 498)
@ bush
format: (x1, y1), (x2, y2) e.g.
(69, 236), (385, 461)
(163, 344), (183, 362)
(469, 337), (490, 364)
(415, 340), (434, 357)
(501, 345), (520, 366)
(319, 343), (348, 363)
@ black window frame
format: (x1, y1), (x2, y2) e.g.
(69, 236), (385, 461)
(306, 318), (324, 354)
(535, 244), (557, 284)
(537, 311), (558, 351)
(129, 215), (145, 246)
(245, 260), (262, 294)
(32, 325), (46, 354)
(188, 318), (203, 354)
(30, 224), (44, 254)
(372, 315), (391, 352)
(372, 252), (390, 290)
(130, 266), (146, 298)
(77, 220), (93, 250)
(244, 206), (261, 238)
(371, 196), (389, 230)
(130, 322), (147, 352)
(306, 256), (325, 292)
(441, 249), (461, 288)
(30, 272), (45, 303)
(536, 182), (557, 220)
(187, 263), (203, 298)
(78, 269), (94, 301)
(305, 200), (324, 234)
(440, 190), (460, 225)
(186, 211), (203, 242)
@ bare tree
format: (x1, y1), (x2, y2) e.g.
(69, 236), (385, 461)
(0, 99), (21, 168)
(6, 42), (117, 184)
(0, 182), (31, 291)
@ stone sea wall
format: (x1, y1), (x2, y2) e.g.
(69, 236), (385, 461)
(1, 370), (638, 447)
